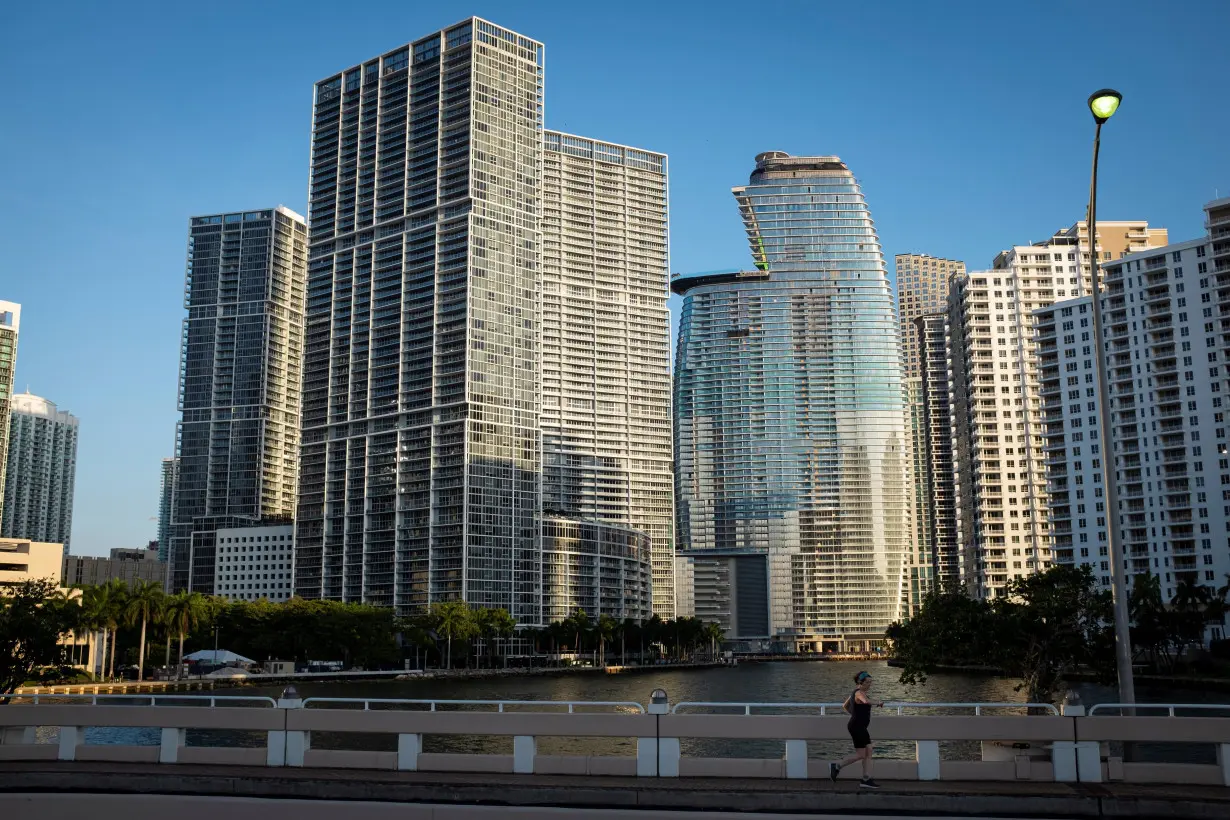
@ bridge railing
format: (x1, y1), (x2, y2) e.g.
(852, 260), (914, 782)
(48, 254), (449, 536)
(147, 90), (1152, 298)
(1, 696), (1228, 786)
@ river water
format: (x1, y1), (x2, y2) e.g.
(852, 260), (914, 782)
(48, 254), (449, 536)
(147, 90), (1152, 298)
(46, 661), (1229, 762)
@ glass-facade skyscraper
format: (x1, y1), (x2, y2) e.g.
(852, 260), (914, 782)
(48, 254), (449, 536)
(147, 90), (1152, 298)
(673, 152), (909, 650)
(2, 392), (79, 547)
(295, 19), (545, 623)
(169, 207), (307, 593)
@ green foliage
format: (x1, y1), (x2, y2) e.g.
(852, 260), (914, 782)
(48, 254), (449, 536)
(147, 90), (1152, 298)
(887, 565), (1114, 703)
(0, 579), (77, 699)
(1130, 573), (1230, 673)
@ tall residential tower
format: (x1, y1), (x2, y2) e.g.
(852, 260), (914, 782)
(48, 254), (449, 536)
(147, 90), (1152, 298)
(673, 153), (910, 650)
(1, 392), (79, 546)
(0, 302), (19, 530)
(168, 207), (307, 593)
(896, 254), (964, 605)
(295, 19), (545, 622)
(541, 131), (672, 619)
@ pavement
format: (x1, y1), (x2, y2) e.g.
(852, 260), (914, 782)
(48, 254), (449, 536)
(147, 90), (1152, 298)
(1, 761), (1228, 818)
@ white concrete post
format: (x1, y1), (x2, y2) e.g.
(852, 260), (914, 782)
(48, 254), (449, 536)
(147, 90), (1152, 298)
(1075, 741), (1103, 783)
(277, 689), (306, 767)
(397, 733), (421, 772)
(658, 737), (681, 777)
(1052, 742), (1078, 782)
(636, 738), (658, 776)
(513, 735), (536, 774)
(784, 739), (808, 779)
(159, 728), (186, 764)
(57, 726), (83, 761)
(916, 740), (941, 781)
(1216, 743), (1230, 787)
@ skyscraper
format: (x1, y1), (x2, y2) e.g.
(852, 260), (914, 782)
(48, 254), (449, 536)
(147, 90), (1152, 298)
(947, 220), (1166, 598)
(541, 131), (673, 618)
(295, 19), (545, 623)
(0, 302), (19, 530)
(157, 457), (178, 563)
(673, 152), (909, 651)
(169, 206), (307, 593)
(916, 313), (960, 586)
(895, 254), (964, 608)
(1, 392), (79, 546)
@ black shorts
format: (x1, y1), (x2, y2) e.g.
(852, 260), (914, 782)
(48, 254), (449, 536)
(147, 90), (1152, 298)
(848, 725), (871, 749)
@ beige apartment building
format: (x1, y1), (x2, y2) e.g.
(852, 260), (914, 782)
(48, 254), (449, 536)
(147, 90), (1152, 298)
(0, 536), (64, 586)
(949, 220), (1167, 598)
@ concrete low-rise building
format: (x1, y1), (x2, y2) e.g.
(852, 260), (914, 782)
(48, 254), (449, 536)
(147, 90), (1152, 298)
(214, 523), (294, 602)
(0, 536), (63, 587)
(62, 543), (165, 588)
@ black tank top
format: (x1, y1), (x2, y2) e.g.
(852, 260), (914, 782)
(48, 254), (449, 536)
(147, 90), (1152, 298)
(848, 690), (872, 729)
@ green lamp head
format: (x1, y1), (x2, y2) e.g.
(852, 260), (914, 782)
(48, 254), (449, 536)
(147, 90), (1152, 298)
(1088, 89), (1122, 124)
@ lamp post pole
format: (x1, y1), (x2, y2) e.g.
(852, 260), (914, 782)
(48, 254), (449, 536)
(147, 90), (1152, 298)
(1086, 89), (1136, 707)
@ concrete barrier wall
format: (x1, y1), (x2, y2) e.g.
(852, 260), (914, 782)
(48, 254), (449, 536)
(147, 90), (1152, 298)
(2, 702), (1228, 786)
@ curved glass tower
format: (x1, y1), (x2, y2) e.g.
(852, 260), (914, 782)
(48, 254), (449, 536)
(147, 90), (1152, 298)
(673, 152), (908, 650)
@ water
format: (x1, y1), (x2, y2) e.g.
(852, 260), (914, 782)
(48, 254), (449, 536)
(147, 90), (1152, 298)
(38, 661), (1230, 763)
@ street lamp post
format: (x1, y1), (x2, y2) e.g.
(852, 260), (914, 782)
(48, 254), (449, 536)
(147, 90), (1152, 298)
(1086, 88), (1136, 707)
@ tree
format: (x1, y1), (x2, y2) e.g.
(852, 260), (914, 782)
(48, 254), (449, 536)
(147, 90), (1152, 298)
(431, 601), (475, 670)
(888, 565), (1114, 704)
(485, 608), (517, 668)
(596, 614), (617, 666)
(123, 580), (164, 681)
(101, 579), (127, 679)
(163, 592), (204, 677)
(703, 621), (724, 658)
(0, 580), (75, 700)
(79, 586), (108, 679)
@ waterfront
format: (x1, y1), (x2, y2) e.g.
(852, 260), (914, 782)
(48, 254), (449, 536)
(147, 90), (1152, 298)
(41, 661), (1227, 764)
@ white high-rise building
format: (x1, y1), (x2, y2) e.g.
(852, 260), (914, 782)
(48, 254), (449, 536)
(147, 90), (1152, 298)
(1036, 199), (1230, 601)
(948, 221), (1167, 598)
(0, 302), (19, 530)
(541, 131), (673, 618)
(2, 392), (79, 547)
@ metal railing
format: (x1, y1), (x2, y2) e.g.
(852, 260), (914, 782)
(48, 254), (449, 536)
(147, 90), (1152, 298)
(302, 697), (645, 713)
(1088, 702), (1230, 716)
(8, 693), (277, 707)
(671, 700), (1059, 716)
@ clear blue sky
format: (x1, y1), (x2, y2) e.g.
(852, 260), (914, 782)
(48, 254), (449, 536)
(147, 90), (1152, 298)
(1, 1), (1227, 555)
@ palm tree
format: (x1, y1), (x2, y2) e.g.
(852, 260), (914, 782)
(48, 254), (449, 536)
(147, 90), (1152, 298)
(596, 614), (617, 667)
(432, 601), (474, 670)
(102, 579), (128, 680)
(486, 608), (517, 668)
(123, 580), (165, 681)
(702, 621), (724, 659)
(568, 609), (592, 661)
(163, 592), (204, 678)
(79, 586), (109, 679)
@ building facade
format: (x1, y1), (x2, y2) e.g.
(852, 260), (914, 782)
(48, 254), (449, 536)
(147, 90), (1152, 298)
(63, 543), (167, 588)
(2, 392), (79, 547)
(673, 153), (910, 650)
(948, 220), (1166, 598)
(169, 206), (308, 593)
(896, 254), (965, 608)
(916, 312), (961, 587)
(0, 537), (62, 587)
(157, 457), (178, 563)
(541, 131), (674, 618)
(1033, 296), (1112, 589)
(541, 516), (651, 623)
(295, 19), (544, 623)
(0, 302), (20, 531)
(214, 523), (294, 602)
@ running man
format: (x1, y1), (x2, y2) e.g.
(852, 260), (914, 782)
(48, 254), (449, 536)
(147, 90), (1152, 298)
(830, 670), (883, 788)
